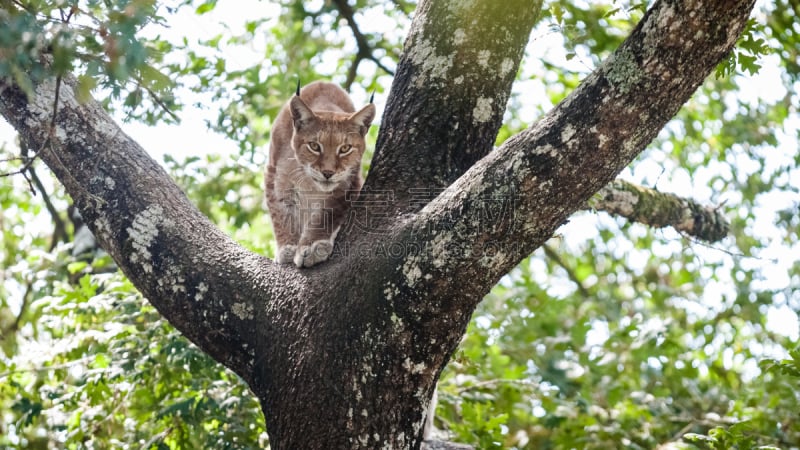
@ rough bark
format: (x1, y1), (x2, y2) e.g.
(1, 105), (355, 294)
(0, 0), (754, 448)
(365, 0), (542, 209)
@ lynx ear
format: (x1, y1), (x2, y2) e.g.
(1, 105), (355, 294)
(350, 103), (376, 136)
(290, 96), (316, 131)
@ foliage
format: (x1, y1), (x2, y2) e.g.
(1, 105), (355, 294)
(1, 155), (267, 448)
(1, 0), (799, 449)
(0, 0), (184, 122)
(3, 271), (266, 448)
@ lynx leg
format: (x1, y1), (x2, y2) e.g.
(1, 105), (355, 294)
(266, 191), (301, 264)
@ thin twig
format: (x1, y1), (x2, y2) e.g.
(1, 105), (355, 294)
(0, 157), (27, 163)
(19, 166), (36, 193)
(132, 75), (181, 123)
(21, 141), (69, 248)
(0, 355), (96, 379)
(12, 281), (32, 332)
(142, 426), (175, 448)
(658, 415), (795, 449)
(18, 137), (38, 195)
(543, 243), (591, 298)
(452, 378), (539, 394)
(367, 51), (395, 75)
(345, 52), (364, 92)
(679, 232), (769, 261)
(9, 0), (35, 14)
(331, 0), (395, 91)
(665, 420), (696, 445)
(0, 281), (33, 341)
(0, 154), (40, 180)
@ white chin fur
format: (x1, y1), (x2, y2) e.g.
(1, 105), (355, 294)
(315, 180), (338, 191)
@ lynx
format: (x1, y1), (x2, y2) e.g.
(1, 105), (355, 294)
(264, 81), (375, 268)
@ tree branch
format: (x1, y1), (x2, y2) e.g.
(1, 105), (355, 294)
(0, 72), (295, 387)
(589, 179), (730, 243)
(385, 0), (754, 308)
(362, 0), (542, 213)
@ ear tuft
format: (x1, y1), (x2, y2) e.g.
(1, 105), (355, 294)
(290, 96), (315, 131)
(295, 78), (301, 96)
(350, 103), (376, 136)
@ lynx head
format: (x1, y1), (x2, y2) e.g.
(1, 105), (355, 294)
(289, 96), (375, 191)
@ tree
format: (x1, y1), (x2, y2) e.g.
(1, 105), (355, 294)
(2, 0), (798, 449)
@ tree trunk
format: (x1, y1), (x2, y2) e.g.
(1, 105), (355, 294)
(0, 0), (754, 448)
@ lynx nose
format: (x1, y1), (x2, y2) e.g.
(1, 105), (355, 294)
(321, 170), (334, 179)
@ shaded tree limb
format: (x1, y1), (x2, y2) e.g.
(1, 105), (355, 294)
(376, 0), (754, 314)
(0, 73), (286, 388)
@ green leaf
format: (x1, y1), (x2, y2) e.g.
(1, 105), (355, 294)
(195, 1), (217, 15)
(139, 63), (173, 93)
(92, 353), (111, 369)
(76, 74), (98, 103)
(67, 261), (89, 274)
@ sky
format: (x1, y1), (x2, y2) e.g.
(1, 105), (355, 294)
(0, 0), (797, 343)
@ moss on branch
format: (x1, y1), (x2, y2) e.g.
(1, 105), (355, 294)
(589, 179), (730, 243)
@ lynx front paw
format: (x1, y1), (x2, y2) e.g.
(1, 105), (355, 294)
(293, 240), (334, 268)
(276, 244), (298, 264)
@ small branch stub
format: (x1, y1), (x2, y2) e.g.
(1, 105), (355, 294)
(589, 179), (730, 243)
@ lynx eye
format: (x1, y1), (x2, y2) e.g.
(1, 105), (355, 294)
(306, 142), (322, 154)
(338, 144), (353, 156)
